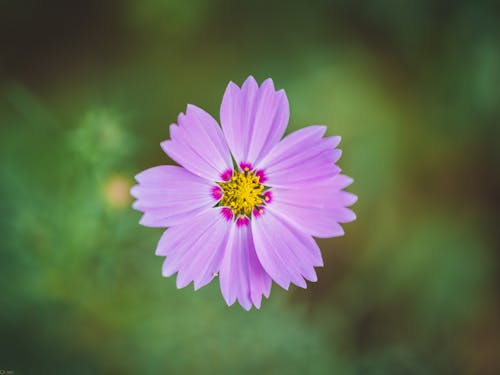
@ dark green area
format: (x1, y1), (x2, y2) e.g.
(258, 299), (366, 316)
(1, 0), (499, 373)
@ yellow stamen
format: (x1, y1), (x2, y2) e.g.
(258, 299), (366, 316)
(219, 170), (265, 216)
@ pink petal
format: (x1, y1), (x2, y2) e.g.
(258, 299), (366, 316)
(131, 166), (216, 227)
(256, 126), (341, 188)
(270, 175), (357, 238)
(220, 76), (289, 166)
(156, 208), (230, 290)
(219, 223), (272, 310)
(161, 105), (232, 181)
(251, 210), (321, 290)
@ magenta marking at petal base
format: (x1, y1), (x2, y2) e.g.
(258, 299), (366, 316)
(220, 169), (233, 181)
(252, 206), (265, 218)
(239, 162), (253, 172)
(255, 169), (267, 183)
(263, 191), (273, 204)
(211, 186), (223, 200)
(236, 216), (250, 227)
(221, 207), (234, 221)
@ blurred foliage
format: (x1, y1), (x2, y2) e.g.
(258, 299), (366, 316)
(1, 0), (499, 374)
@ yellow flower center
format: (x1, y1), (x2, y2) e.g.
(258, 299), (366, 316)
(219, 169), (265, 216)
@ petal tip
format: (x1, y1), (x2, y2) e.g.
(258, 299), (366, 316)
(160, 139), (171, 152)
(295, 278), (307, 289)
(239, 300), (252, 311)
(129, 185), (139, 198)
(193, 278), (210, 291)
(316, 125), (328, 135)
(226, 81), (239, 92)
(330, 135), (342, 148)
(176, 271), (193, 289)
(251, 298), (262, 309)
(162, 261), (175, 277)
(243, 75), (258, 86)
(261, 77), (275, 89)
(131, 199), (141, 211)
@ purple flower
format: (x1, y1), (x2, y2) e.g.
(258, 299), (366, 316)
(131, 76), (357, 310)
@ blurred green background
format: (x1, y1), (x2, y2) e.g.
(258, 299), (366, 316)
(1, 0), (499, 374)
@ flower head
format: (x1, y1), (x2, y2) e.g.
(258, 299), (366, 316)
(131, 76), (357, 310)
